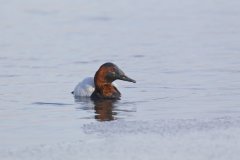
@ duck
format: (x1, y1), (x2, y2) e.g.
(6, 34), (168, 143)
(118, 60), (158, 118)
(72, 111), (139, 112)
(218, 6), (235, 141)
(72, 62), (136, 99)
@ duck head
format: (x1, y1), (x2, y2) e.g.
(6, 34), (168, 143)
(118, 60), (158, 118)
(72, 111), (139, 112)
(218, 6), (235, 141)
(91, 62), (136, 100)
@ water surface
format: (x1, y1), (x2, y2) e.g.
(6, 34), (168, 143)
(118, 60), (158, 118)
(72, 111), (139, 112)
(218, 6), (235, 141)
(1, 0), (240, 159)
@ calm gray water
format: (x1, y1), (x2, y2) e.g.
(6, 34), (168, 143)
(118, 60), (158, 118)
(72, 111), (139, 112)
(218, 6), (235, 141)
(1, 0), (240, 159)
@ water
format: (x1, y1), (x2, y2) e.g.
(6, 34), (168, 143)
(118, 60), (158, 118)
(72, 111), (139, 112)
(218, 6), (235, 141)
(1, 0), (240, 159)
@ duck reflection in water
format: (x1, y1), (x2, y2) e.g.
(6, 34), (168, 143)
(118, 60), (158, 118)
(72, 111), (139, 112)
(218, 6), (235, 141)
(93, 99), (117, 121)
(75, 97), (118, 121)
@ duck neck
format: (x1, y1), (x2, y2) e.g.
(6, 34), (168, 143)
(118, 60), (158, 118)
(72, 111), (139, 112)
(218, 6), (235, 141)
(94, 75), (113, 92)
(93, 74), (120, 99)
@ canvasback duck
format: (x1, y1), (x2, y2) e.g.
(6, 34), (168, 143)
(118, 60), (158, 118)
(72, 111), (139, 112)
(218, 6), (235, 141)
(72, 62), (136, 99)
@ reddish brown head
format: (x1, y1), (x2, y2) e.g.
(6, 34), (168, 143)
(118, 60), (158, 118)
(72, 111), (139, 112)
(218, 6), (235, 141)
(91, 62), (136, 100)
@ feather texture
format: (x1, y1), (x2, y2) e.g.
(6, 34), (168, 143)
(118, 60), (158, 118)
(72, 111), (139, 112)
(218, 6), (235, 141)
(73, 77), (117, 97)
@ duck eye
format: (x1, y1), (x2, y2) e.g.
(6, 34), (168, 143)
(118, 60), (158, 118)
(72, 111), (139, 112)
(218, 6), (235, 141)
(112, 72), (116, 77)
(106, 72), (116, 79)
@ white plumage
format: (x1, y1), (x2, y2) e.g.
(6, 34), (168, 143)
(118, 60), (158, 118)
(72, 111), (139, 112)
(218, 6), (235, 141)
(73, 77), (118, 97)
(73, 77), (95, 97)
